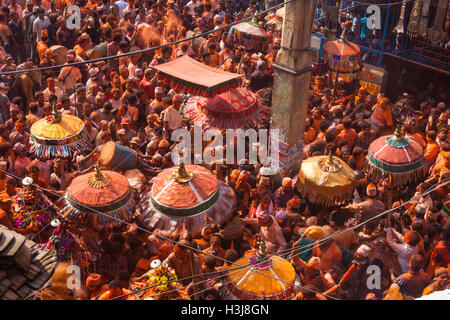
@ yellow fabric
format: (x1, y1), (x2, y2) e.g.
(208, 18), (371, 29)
(227, 255), (296, 297)
(304, 226), (326, 240)
(383, 284), (403, 300)
(30, 115), (84, 139)
(298, 155), (355, 194)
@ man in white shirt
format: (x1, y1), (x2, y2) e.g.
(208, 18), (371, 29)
(258, 212), (287, 254)
(114, 0), (128, 20)
(386, 227), (420, 274)
(32, 7), (49, 44)
(163, 94), (184, 132)
(122, 0), (136, 23)
(43, 77), (63, 102)
(186, 0), (200, 16)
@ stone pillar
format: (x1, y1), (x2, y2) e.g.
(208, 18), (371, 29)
(271, 0), (315, 176)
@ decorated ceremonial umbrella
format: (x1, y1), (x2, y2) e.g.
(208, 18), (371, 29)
(322, 29), (362, 74)
(138, 163), (235, 234)
(366, 125), (426, 209)
(183, 87), (270, 130)
(322, 29), (362, 91)
(228, 19), (270, 51)
(29, 104), (92, 160)
(295, 152), (356, 207)
(366, 125), (425, 188)
(223, 238), (296, 300)
(59, 164), (135, 230)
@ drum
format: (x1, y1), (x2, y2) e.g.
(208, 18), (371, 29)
(99, 141), (137, 171)
(50, 45), (68, 66)
(92, 43), (107, 57)
(86, 48), (102, 61)
(186, 30), (205, 52)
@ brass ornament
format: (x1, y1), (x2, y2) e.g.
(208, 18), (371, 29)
(87, 163), (111, 188)
(173, 161), (193, 183)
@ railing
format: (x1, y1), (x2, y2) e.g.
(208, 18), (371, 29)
(312, 0), (450, 73)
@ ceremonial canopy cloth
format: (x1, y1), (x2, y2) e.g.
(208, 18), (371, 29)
(153, 55), (242, 97)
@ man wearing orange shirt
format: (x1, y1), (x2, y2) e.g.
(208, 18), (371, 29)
(424, 131), (439, 170)
(57, 51), (82, 95)
(337, 117), (357, 149)
(304, 118), (317, 144)
(312, 109), (325, 133)
(370, 97), (393, 135)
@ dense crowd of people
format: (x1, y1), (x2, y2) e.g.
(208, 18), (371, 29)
(0, 0), (448, 301)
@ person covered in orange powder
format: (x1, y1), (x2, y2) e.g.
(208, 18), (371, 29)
(97, 280), (137, 300)
(85, 273), (109, 300)
(370, 97), (393, 135)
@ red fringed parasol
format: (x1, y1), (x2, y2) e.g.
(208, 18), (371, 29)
(138, 163), (235, 234)
(366, 126), (426, 188)
(152, 55), (242, 98)
(183, 88), (271, 130)
(322, 32), (362, 74)
(59, 164), (135, 230)
(227, 20), (270, 51)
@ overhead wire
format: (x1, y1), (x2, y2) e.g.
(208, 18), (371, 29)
(111, 176), (450, 300)
(0, 0), (298, 76)
(0, 165), (341, 300)
(0, 0), (445, 300)
(1, 153), (449, 300)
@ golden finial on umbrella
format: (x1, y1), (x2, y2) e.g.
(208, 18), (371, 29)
(256, 237), (268, 262)
(87, 162), (111, 188)
(173, 160), (193, 183)
(391, 123), (404, 142)
(49, 101), (61, 123)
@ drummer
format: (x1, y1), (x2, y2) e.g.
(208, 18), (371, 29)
(116, 128), (130, 147)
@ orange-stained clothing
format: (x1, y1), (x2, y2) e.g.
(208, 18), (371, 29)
(425, 241), (450, 277)
(304, 127), (317, 144)
(97, 288), (137, 300)
(337, 128), (357, 149)
(411, 133), (427, 149)
(73, 44), (85, 59)
(89, 284), (109, 300)
(313, 116), (325, 133)
(312, 242), (342, 273)
(370, 104), (393, 128)
(424, 141), (439, 162)
(86, 0), (98, 10)
(37, 41), (48, 61)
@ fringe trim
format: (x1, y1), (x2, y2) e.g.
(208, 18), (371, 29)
(29, 129), (92, 160)
(184, 99), (271, 130)
(157, 73), (239, 98)
(59, 197), (135, 230)
(295, 178), (354, 207)
(137, 181), (234, 234)
(223, 281), (293, 300)
(365, 160), (426, 188)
